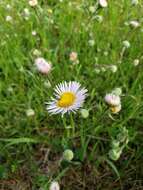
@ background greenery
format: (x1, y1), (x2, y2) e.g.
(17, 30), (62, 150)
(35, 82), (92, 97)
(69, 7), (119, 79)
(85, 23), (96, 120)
(0, 0), (143, 189)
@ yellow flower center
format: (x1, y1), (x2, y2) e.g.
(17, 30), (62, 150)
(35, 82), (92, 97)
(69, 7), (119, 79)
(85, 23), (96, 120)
(57, 92), (76, 108)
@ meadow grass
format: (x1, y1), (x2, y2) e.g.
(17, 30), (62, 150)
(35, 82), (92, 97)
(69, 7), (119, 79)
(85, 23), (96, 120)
(0, 0), (143, 189)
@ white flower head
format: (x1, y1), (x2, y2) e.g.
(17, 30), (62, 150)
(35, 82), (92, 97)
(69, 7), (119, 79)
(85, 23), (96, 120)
(6, 4), (12, 10)
(109, 65), (118, 73)
(110, 104), (121, 114)
(105, 93), (121, 106)
(29, 0), (38, 7)
(46, 81), (88, 115)
(32, 30), (37, 36)
(133, 59), (139, 66)
(6, 15), (12, 22)
(35, 57), (52, 74)
(131, 0), (138, 5)
(69, 52), (78, 62)
(99, 0), (108, 7)
(33, 49), (41, 56)
(26, 109), (35, 117)
(49, 181), (60, 190)
(63, 149), (74, 161)
(89, 6), (96, 13)
(88, 39), (95, 47)
(129, 20), (140, 28)
(23, 8), (30, 19)
(123, 40), (130, 48)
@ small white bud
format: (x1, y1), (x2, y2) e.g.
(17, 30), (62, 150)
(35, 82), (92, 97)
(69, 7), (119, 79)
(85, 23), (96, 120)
(123, 40), (130, 48)
(80, 109), (89, 118)
(129, 20), (140, 28)
(26, 109), (35, 117)
(109, 65), (118, 73)
(99, 0), (108, 7)
(131, 0), (139, 5)
(111, 88), (122, 96)
(49, 181), (60, 190)
(63, 149), (74, 161)
(133, 59), (139, 66)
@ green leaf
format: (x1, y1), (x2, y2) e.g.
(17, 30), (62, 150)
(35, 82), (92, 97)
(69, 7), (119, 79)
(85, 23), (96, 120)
(0, 137), (38, 146)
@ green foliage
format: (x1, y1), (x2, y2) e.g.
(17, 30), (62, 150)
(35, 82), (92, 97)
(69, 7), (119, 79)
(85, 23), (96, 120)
(0, 0), (143, 189)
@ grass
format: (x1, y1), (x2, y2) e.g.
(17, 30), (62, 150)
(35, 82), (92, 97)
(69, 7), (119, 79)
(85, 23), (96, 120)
(0, 0), (143, 189)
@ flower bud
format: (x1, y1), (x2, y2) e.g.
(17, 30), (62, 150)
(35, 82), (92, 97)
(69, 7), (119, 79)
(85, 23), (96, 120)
(49, 181), (60, 190)
(105, 94), (121, 106)
(110, 104), (121, 114)
(63, 149), (74, 161)
(80, 109), (89, 118)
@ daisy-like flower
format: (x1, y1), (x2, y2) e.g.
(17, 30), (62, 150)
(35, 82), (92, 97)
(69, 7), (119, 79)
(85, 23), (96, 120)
(35, 57), (52, 74)
(105, 93), (121, 106)
(49, 181), (60, 190)
(99, 0), (108, 7)
(46, 81), (88, 115)
(69, 52), (78, 62)
(129, 20), (140, 28)
(29, 0), (38, 7)
(110, 104), (121, 114)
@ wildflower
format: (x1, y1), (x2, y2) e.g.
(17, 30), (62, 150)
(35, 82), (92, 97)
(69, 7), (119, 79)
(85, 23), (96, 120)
(6, 4), (12, 10)
(109, 148), (122, 161)
(104, 51), (108, 56)
(88, 39), (95, 47)
(109, 65), (118, 73)
(49, 181), (60, 190)
(111, 88), (122, 96)
(94, 15), (103, 23)
(131, 0), (138, 5)
(32, 49), (41, 56)
(32, 30), (37, 36)
(99, 0), (108, 7)
(89, 6), (96, 13)
(122, 40), (130, 48)
(129, 20), (140, 28)
(133, 59), (139, 66)
(110, 104), (121, 114)
(29, 0), (38, 7)
(46, 81), (88, 115)
(100, 67), (106, 72)
(23, 8), (30, 20)
(6, 15), (12, 22)
(80, 109), (89, 118)
(44, 81), (51, 88)
(105, 94), (121, 106)
(35, 57), (52, 74)
(95, 68), (101, 73)
(63, 149), (74, 161)
(69, 52), (78, 62)
(26, 109), (35, 117)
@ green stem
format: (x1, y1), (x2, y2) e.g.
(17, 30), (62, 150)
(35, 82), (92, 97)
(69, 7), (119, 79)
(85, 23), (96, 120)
(70, 113), (75, 137)
(62, 116), (70, 138)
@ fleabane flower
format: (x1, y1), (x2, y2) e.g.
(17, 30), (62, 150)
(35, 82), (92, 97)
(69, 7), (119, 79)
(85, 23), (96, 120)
(105, 93), (121, 106)
(35, 57), (52, 74)
(46, 81), (88, 115)
(110, 104), (121, 114)
(129, 20), (140, 28)
(49, 181), (60, 190)
(69, 52), (78, 62)
(99, 0), (108, 7)
(29, 0), (38, 7)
